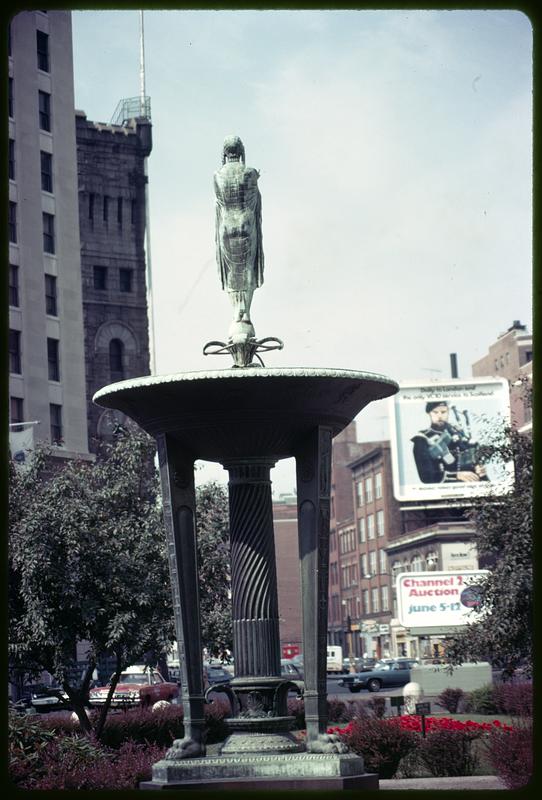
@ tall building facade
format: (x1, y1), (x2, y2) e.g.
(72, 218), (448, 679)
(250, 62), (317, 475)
(472, 320), (532, 432)
(8, 11), (90, 457)
(76, 111), (152, 449)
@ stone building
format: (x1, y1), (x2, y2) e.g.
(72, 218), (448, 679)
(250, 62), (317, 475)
(76, 111), (152, 449)
(273, 495), (302, 655)
(8, 11), (90, 460)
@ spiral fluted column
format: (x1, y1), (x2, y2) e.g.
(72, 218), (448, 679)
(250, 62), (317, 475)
(224, 458), (280, 679)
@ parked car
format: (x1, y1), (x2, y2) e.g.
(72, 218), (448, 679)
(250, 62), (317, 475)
(281, 659), (302, 679)
(204, 664), (232, 686)
(338, 658), (419, 693)
(88, 665), (179, 708)
(29, 684), (71, 713)
(290, 654), (304, 677)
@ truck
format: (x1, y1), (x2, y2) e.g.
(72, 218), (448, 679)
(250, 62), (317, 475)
(326, 645), (343, 673)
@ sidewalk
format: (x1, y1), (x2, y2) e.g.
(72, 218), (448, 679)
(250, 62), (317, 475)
(380, 775), (506, 790)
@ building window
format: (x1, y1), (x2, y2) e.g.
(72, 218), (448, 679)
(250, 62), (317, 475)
(103, 195), (110, 222)
(379, 548), (387, 574)
(411, 553), (424, 572)
(9, 138), (15, 180)
(131, 198), (137, 224)
(365, 477), (373, 503)
(371, 587), (379, 614)
(9, 201), (17, 243)
(358, 517), (366, 543)
(362, 589), (370, 615)
(45, 274), (57, 316)
(369, 550), (377, 575)
(9, 264), (19, 307)
(9, 329), (22, 374)
(117, 197), (123, 227)
(40, 151), (53, 192)
(119, 268), (133, 292)
(36, 30), (49, 71)
(43, 213), (55, 254)
(375, 471), (382, 499)
(367, 514), (375, 540)
(425, 552), (439, 571)
(360, 553), (368, 578)
(381, 585), (389, 611)
(356, 480), (364, 507)
(10, 396), (24, 427)
(38, 91), (51, 131)
(47, 338), (60, 381)
(89, 192), (95, 221)
(50, 403), (63, 445)
(376, 509), (385, 537)
(9, 77), (14, 117)
(109, 338), (124, 381)
(525, 350), (533, 363)
(93, 265), (107, 290)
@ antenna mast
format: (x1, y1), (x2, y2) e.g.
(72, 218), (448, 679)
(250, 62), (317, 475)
(139, 10), (157, 375)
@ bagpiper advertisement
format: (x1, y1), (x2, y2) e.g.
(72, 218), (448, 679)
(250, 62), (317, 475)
(389, 377), (513, 502)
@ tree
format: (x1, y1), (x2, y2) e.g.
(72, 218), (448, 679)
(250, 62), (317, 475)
(195, 481), (232, 658)
(9, 428), (175, 736)
(444, 420), (532, 677)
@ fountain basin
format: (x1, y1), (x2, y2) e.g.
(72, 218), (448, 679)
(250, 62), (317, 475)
(93, 367), (398, 461)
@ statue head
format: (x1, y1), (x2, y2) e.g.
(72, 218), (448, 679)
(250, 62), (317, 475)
(222, 135), (245, 165)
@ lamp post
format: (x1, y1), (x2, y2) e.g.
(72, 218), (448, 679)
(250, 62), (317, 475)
(342, 600), (356, 673)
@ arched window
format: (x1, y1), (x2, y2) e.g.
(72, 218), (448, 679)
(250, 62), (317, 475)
(425, 552), (439, 571)
(411, 553), (424, 572)
(109, 338), (124, 381)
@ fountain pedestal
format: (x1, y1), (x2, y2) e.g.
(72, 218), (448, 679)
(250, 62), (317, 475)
(94, 367), (397, 790)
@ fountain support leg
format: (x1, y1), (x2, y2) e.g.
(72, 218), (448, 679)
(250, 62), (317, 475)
(295, 426), (333, 745)
(225, 458), (281, 681)
(156, 434), (206, 756)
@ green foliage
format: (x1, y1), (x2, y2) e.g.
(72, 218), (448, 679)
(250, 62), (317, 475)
(464, 685), (498, 715)
(344, 717), (419, 778)
(416, 728), (482, 777)
(8, 429), (175, 729)
(195, 481), (232, 656)
(444, 420), (532, 676)
(435, 687), (466, 714)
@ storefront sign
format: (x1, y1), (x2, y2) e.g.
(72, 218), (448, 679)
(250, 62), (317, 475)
(396, 570), (489, 628)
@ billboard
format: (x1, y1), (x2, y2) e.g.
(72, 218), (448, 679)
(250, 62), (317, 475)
(389, 377), (513, 502)
(396, 570), (489, 628)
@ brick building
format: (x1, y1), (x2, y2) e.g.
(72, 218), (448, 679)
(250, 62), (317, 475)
(349, 443), (401, 659)
(472, 320), (532, 432)
(273, 496), (302, 655)
(76, 111), (152, 448)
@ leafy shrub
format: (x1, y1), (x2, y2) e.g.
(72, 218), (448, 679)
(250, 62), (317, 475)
(464, 684), (498, 714)
(344, 718), (419, 778)
(416, 728), (482, 776)
(327, 698), (350, 723)
(435, 687), (465, 714)
(28, 740), (167, 790)
(367, 696), (387, 718)
(38, 700), (232, 747)
(492, 681), (532, 717)
(486, 722), (533, 789)
(287, 698), (305, 729)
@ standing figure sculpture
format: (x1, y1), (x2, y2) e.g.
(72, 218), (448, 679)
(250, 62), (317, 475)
(214, 135), (264, 335)
(204, 136), (282, 367)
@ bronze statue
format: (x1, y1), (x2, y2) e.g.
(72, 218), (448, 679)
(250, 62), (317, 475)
(214, 135), (264, 329)
(204, 136), (282, 368)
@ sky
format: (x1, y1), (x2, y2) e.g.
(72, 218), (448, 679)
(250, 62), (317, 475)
(71, 9), (532, 497)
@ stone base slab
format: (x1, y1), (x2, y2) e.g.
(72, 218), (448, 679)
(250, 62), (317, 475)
(141, 773), (379, 790)
(143, 751), (370, 787)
